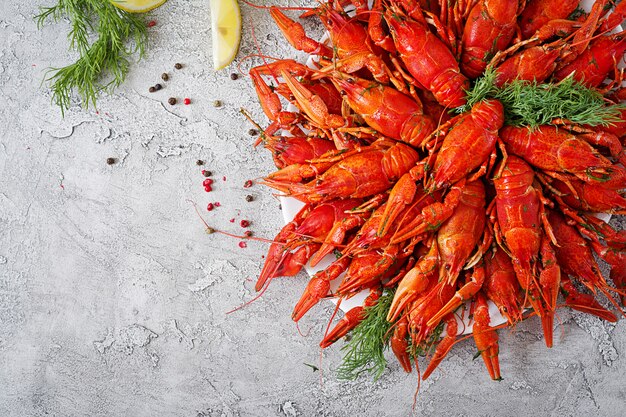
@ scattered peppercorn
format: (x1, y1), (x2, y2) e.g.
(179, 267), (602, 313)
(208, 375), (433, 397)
(240, 220), (250, 228)
(239, 241), (247, 248)
(149, 86), (156, 93)
(213, 100), (222, 107)
(204, 185), (212, 192)
(214, 202), (221, 207)
(196, 159), (204, 166)
(154, 83), (162, 91)
(245, 195), (254, 202)
(229, 218), (235, 223)
(244, 231), (253, 238)
(184, 98), (191, 105)
(206, 203), (215, 211)
(206, 227), (215, 234)
(147, 20), (157, 27)
(202, 170), (212, 177)
(106, 157), (116, 165)
(203, 179), (214, 186)
(243, 179), (253, 188)
(174, 63), (183, 69)
(248, 129), (258, 136)
(222, 176), (227, 181)
(161, 73), (169, 81)
(230, 73), (239, 80)
(168, 97), (177, 105)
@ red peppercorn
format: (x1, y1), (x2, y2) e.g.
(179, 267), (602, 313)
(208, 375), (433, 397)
(239, 241), (247, 248)
(223, 176), (227, 181)
(214, 202), (221, 207)
(147, 20), (157, 27)
(243, 179), (253, 188)
(229, 218), (235, 223)
(240, 220), (250, 228)
(206, 203), (214, 211)
(203, 178), (214, 186)
(204, 185), (212, 192)
(184, 98), (191, 105)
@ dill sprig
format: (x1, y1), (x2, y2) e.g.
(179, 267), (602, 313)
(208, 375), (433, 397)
(458, 67), (498, 112)
(409, 322), (444, 358)
(568, 6), (587, 20)
(36, 0), (148, 115)
(337, 289), (395, 381)
(458, 68), (625, 128)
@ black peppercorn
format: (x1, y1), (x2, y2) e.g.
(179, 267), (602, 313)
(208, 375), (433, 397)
(106, 157), (116, 165)
(230, 73), (239, 80)
(161, 73), (169, 81)
(174, 63), (183, 69)
(246, 195), (254, 202)
(203, 170), (212, 177)
(154, 83), (162, 91)
(196, 160), (204, 166)
(168, 97), (177, 105)
(149, 86), (156, 93)
(248, 129), (258, 136)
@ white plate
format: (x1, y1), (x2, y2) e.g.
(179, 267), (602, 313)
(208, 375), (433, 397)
(276, 0), (615, 335)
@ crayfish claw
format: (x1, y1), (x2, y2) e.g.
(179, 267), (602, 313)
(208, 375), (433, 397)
(292, 277), (330, 322)
(390, 317), (412, 373)
(422, 315), (458, 380)
(320, 305), (364, 349)
(472, 293), (502, 381)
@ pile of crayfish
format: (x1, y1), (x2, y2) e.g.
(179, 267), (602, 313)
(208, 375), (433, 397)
(242, 0), (626, 382)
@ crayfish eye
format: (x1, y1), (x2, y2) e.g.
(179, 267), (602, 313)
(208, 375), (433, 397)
(326, 19), (332, 26)
(340, 90), (346, 96)
(347, 78), (355, 84)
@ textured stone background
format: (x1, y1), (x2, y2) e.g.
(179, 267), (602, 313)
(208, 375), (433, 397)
(1, 1), (625, 416)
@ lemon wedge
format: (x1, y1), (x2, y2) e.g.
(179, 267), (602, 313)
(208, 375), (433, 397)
(210, 0), (242, 70)
(110, 0), (168, 13)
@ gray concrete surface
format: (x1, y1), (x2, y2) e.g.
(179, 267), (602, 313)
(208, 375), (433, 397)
(1, 1), (626, 416)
